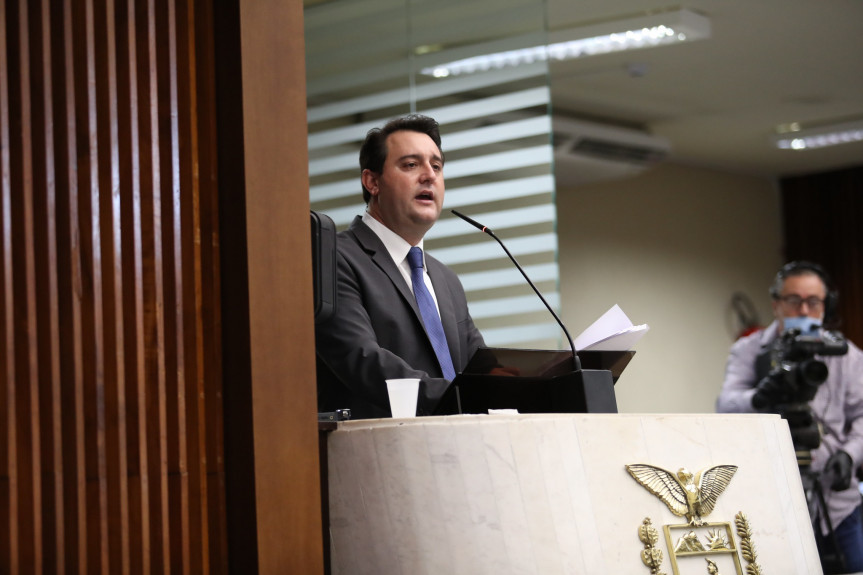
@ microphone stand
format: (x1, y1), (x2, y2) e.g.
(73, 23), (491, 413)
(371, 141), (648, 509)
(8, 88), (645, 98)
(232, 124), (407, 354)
(451, 209), (582, 372)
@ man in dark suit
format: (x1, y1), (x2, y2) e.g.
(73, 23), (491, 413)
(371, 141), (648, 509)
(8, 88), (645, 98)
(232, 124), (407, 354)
(316, 114), (486, 419)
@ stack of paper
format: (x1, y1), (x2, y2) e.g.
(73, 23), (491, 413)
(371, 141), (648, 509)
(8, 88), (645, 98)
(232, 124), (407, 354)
(573, 304), (649, 351)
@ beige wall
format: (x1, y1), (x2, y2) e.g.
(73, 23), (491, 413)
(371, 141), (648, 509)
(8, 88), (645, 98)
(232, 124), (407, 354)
(557, 162), (784, 414)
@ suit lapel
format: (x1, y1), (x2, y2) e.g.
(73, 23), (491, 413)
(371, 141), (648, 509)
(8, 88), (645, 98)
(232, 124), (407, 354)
(350, 216), (461, 370)
(349, 217), (422, 318)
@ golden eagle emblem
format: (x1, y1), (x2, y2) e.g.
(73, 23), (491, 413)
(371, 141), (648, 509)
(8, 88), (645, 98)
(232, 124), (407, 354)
(625, 464), (738, 526)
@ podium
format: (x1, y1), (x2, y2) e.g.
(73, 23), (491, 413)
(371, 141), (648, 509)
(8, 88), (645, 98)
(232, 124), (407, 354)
(324, 413), (822, 574)
(434, 348), (633, 415)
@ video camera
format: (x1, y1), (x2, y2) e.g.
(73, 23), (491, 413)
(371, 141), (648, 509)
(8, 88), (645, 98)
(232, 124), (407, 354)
(760, 326), (853, 573)
(759, 327), (848, 453)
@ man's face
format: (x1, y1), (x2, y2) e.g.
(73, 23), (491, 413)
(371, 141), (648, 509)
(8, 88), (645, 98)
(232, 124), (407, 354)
(364, 130), (444, 245)
(772, 272), (827, 332)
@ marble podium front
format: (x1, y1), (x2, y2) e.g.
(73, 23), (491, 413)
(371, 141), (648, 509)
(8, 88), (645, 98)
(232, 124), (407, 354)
(325, 413), (821, 574)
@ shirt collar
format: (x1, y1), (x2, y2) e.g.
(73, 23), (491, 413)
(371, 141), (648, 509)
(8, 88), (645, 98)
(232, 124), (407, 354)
(362, 211), (424, 266)
(761, 320), (780, 345)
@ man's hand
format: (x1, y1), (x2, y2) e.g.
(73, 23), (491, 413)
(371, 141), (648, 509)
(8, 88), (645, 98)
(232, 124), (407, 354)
(751, 375), (790, 409)
(825, 450), (854, 491)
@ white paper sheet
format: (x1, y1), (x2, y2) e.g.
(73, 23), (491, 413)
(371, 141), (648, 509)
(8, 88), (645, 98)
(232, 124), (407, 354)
(573, 304), (649, 351)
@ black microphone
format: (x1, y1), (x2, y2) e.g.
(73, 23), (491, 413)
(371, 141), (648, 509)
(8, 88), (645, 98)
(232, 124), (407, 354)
(451, 209), (582, 372)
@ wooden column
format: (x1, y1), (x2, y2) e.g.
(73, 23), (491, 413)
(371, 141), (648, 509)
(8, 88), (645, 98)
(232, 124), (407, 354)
(240, 0), (321, 572)
(216, 0), (323, 573)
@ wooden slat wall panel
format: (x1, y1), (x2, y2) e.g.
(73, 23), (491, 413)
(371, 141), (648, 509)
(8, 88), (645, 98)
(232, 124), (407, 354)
(0, 0), (229, 572)
(4, 2), (27, 573)
(0, 1), (15, 569)
(190, 1), (224, 570)
(0, 0), (14, 562)
(780, 166), (863, 348)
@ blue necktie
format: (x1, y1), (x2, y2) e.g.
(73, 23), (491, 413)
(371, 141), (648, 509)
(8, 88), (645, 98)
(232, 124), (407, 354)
(407, 247), (456, 381)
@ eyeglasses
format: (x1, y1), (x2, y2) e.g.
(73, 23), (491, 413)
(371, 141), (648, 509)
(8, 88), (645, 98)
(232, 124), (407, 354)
(776, 295), (825, 310)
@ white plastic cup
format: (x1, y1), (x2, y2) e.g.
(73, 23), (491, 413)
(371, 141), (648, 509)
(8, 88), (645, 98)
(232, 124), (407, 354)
(385, 378), (420, 418)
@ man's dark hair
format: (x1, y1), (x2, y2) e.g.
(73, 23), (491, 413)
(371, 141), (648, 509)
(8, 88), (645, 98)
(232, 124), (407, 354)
(359, 114), (443, 204)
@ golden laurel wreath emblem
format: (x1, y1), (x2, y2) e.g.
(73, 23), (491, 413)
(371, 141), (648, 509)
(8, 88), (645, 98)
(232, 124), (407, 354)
(625, 463), (763, 575)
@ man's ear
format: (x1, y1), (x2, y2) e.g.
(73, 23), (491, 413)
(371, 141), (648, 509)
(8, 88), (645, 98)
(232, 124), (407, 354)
(361, 169), (379, 197)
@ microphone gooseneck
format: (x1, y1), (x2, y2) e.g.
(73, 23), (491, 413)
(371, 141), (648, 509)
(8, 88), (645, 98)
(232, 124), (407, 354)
(451, 209), (582, 372)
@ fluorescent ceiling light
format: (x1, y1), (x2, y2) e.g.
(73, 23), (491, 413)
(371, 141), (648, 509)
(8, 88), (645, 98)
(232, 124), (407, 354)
(421, 8), (711, 78)
(772, 119), (863, 151)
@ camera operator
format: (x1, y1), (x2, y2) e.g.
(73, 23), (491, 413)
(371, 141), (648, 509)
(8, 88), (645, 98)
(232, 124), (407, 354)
(717, 261), (863, 574)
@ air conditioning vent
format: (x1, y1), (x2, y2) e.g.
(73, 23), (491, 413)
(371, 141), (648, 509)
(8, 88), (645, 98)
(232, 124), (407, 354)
(553, 117), (670, 186)
(570, 137), (668, 164)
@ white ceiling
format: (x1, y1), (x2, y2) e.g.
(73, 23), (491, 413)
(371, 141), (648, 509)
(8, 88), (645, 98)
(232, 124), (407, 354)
(545, 0), (863, 179)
